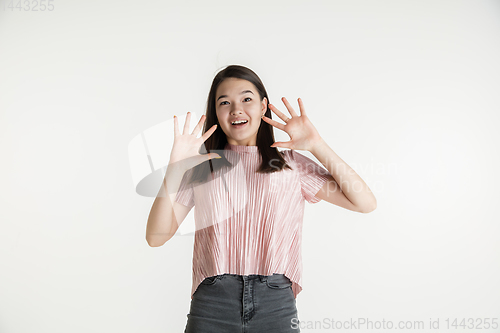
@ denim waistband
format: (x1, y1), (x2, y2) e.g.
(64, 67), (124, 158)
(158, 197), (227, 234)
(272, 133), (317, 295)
(214, 273), (288, 283)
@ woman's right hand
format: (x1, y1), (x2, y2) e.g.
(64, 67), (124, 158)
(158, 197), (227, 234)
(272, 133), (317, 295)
(169, 112), (221, 171)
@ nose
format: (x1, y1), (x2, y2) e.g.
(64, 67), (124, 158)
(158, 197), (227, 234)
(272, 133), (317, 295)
(229, 101), (244, 114)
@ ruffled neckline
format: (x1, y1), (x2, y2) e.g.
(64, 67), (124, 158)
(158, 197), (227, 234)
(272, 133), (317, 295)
(224, 143), (259, 153)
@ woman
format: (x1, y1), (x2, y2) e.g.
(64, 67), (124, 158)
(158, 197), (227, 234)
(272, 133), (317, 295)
(146, 65), (377, 332)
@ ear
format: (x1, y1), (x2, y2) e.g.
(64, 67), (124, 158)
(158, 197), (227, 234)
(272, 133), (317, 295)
(261, 97), (268, 116)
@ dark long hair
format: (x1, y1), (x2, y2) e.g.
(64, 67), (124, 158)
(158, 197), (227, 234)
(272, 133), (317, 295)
(188, 65), (292, 184)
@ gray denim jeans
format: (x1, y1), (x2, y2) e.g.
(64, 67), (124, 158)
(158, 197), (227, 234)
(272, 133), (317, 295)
(184, 273), (301, 333)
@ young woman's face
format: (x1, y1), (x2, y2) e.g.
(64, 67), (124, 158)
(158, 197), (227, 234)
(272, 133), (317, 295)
(215, 77), (267, 146)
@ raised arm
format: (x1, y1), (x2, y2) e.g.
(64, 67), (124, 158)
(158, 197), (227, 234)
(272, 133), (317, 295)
(145, 112), (221, 247)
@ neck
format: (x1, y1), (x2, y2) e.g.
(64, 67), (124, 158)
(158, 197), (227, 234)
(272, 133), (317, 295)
(225, 142), (259, 152)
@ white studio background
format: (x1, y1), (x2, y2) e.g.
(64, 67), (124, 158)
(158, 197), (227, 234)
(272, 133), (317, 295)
(1, 0), (499, 332)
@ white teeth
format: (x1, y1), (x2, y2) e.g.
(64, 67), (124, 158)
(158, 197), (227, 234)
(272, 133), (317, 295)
(232, 120), (248, 125)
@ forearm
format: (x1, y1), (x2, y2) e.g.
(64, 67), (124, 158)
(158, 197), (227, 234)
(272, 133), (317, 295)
(310, 138), (377, 211)
(146, 164), (187, 246)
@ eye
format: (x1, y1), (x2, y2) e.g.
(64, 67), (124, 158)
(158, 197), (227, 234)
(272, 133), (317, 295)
(219, 97), (251, 106)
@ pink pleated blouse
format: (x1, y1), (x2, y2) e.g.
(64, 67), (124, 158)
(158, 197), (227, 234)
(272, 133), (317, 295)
(174, 143), (332, 300)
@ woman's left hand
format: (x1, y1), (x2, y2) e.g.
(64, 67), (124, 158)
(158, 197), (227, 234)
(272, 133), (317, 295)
(262, 97), (323, 151)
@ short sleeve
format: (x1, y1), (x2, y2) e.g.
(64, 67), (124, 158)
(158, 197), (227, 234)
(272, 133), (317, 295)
(174, 168), (195, 209)
(291, 150), (332, 204)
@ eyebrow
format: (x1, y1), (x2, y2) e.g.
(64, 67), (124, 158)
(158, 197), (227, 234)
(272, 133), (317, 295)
(216, 90), (254, 102)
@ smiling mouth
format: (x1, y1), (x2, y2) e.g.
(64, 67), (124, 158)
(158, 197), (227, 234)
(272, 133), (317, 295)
(231, 120), (248, 127)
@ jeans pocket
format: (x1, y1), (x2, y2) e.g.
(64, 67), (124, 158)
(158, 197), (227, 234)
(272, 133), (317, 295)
(200, 275), (221, 286)
(265, 274), (292, 289)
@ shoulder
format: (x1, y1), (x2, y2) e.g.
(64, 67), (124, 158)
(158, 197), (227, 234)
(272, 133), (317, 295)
(281, 149), (309, 164)
(281, 149), (295, 160)
(278, 149), (296, 167)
